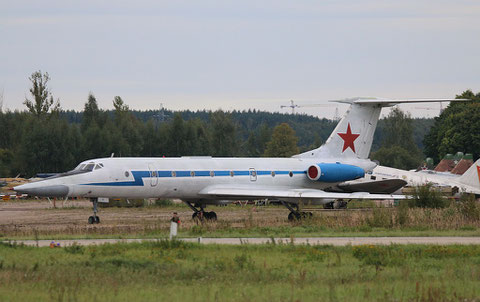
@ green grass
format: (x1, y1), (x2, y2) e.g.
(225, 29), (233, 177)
(1, 241), (480, 301)
(4, 226), (480, 241)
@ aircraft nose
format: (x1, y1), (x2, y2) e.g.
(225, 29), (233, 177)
(14, 184), (69, 197)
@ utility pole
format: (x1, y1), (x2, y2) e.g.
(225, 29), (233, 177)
(0, 88), (3, 112)
(153, 103), (165, 129)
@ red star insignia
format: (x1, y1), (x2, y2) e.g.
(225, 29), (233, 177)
(337, 123), (360, 153)
(476, 165), (480, 185)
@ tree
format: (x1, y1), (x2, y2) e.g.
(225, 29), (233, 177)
(264, 123), (299, 157)
(113, 96), (128, 111)
(371, 146), (422, 170)
(371, 107), (423, 169)
(424, 90), (480, 162)
(82, 93), (101, 131)
(0, 148), (13, 176)
(24, 71), (60, 116)
(210, 111), (238, 156)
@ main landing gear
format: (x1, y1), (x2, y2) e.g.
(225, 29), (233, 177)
(88, 198), (100, 224)
(183, 201), (217, 221)
(280, 201), (313, 221)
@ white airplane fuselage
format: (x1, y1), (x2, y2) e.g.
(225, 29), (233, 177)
(18, 156), (374, 203)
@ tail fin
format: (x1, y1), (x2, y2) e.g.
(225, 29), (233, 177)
(294, 98), (467, 160)
(458, 159), (480, 193)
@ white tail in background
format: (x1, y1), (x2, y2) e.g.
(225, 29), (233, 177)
(458, 159), (480, 192)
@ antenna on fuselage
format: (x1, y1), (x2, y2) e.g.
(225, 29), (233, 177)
(111, 153), (114, 158)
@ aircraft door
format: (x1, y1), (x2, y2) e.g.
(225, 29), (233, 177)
(149, 164), (158, 187)
(249, 168), (257, 181)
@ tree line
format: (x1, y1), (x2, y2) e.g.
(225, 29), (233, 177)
(0, 71), (476, 176)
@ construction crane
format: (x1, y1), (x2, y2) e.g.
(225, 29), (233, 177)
(413, 102), (444, 114)
(280, 100), (299, 114)
(280, 100), (341, 120)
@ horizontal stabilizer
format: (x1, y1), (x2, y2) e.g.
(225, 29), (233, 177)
(335, 179), (407, 194)
(330, 98), (469, 107)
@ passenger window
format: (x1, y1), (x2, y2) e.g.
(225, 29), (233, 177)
(94, 164), (102, 170)
(84, 164), (95, 171)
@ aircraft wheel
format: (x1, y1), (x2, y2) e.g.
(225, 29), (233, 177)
(95, 216), (100, 224)
(88, 216), (95, 224)
(192, 212), (198, 219)
(288, 212), (300, 221)
(324, 202), (334, 209)
(208, 211), (217, 221)
(301, 212), (312, 219)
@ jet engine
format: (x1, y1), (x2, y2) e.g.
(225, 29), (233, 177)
(307, 163), (365, 183)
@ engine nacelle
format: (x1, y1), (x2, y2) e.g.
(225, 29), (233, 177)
(307, 163), (365, 183)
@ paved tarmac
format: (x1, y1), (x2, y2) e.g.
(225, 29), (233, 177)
(5, 237), (480, 247)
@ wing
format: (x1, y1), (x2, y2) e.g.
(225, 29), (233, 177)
(198, 184), (406, 201)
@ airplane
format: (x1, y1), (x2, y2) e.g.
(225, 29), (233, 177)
(369, 160), (480, 195)
(14, 98), (466, 224)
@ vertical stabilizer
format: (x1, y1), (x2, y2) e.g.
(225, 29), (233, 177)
(294, 101), (382, 159)
(293, 98), (467, 160)
(458, 159), (480, 191)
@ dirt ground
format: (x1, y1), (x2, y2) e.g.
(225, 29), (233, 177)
(0, 199), (293, 237)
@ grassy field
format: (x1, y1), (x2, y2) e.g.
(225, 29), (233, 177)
(1, 240), (480, 301)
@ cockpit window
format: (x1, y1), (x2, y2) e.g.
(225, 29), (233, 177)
(75, 162), (96, 172)
(94, 164), (103, 170)
(84, 163), (95, 171)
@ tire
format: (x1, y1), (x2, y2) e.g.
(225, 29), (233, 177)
(288, 212), (300, 221)
(88, 216), (94, 224)
(324, 202), (334, 209)
(95, 216), (100, 224)
(192, 212), (198, 219)
(209, 211), (217, 221)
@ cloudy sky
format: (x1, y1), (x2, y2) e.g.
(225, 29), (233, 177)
(1, 1), (479, 118)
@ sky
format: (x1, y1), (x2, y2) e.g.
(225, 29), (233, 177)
(1, 0), (479, 119)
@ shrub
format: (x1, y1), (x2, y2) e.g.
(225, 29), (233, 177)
(233, 254), (255, 270)
(396, 200), (409, 226)
(408, 184), (448, 208)
(154, 199), (173, 207)
(457, 194), (480, 221)
(366, 207), (393, 228)
(64, 243), (85, 254)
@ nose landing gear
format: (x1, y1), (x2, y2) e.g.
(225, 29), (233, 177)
(88, 198), (100, 224)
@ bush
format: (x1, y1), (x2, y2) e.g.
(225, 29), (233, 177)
(408, 184), (448, 208)
(64, 243), (85, 254)
(457, 194), (480, 221)
(154, 199), (173, 207)
(396, 200), (409, 226)
(366, 207), (393, 228)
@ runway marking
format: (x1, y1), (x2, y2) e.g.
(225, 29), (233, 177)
(5, 237), (480, 247)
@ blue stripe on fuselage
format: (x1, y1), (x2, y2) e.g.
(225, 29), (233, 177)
(82, 170), (307, 186)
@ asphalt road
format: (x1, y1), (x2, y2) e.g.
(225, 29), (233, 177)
(6, 237), (480, 247)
